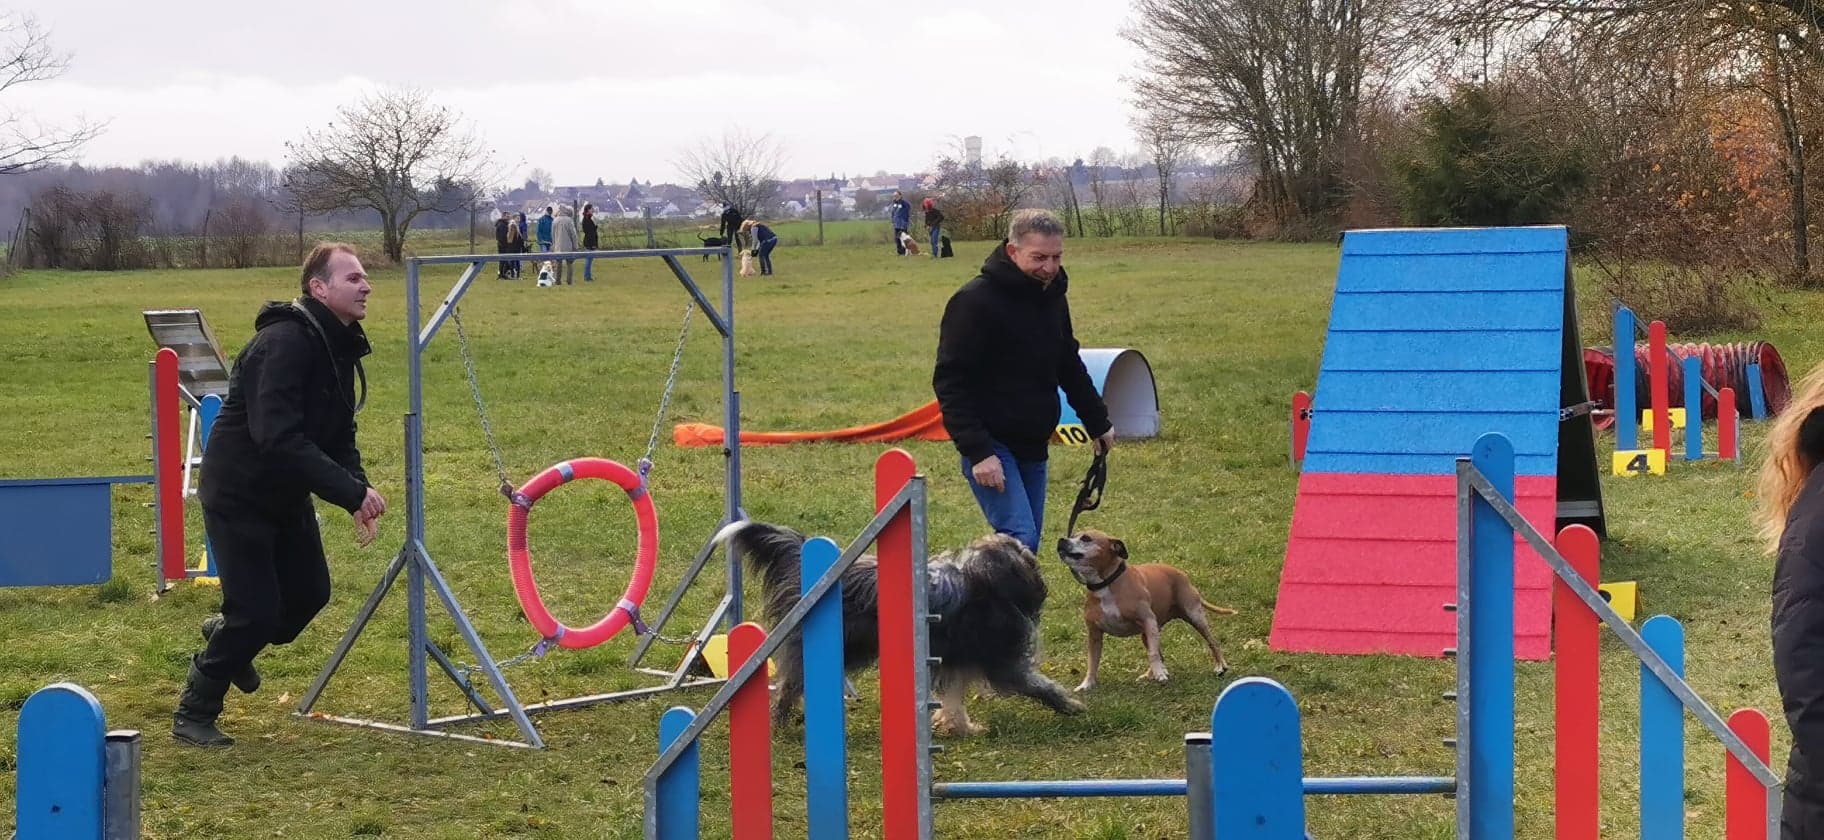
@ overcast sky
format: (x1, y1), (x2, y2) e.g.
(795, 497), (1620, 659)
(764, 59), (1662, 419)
(13, 0), (1153, 187)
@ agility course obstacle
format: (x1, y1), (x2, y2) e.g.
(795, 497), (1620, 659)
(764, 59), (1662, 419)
(11, 683), (141, 840)
(672, 347), (1160, 448)
(297, 246), (745, 749)
(1592, 305), (1774, 472)
(644, 436), (1782, 838)
(1271, 226), (1605, 660)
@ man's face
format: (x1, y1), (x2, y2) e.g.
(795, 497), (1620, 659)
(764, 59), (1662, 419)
(1006, 233), (1064, 284)
(310, 250), (371, 324)
(893, 192), (903, 202)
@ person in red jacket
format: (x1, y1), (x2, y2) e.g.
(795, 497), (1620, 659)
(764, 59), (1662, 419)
(174, 242), (387, 747)
(932, 209), (1113, 552)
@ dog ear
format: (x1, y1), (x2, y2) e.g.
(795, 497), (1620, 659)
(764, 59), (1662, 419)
(1111, 539), (1128, 559)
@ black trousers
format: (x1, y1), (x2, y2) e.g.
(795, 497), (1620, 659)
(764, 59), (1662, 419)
(1787, 747), (1824, 838)
(894, 227), (908, 255)
(196, 499), (332, 681)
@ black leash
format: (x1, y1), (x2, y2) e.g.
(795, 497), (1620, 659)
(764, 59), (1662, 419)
(1064, 446), (1108, 538)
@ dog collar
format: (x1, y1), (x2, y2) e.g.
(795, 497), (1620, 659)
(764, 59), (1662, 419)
(1083, 561), (1127, 592)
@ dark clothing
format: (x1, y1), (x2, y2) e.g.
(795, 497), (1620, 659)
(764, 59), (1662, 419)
(889, 198), (911, 230)
(1776, 467), (1824, 836)
(925, 208), (944, 229)
(933, 241), (1110, 466)
(195, 296), (370, 683)
(752, 224), (778, 275)
(495, 219), (512, 277)
(582, 215), (599, 249)
(720, 206), (744, 242)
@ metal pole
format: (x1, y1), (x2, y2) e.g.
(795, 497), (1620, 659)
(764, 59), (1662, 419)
(817, 188), (825, 245)
(103, 730), (141, 840)
(723, 240), (741, 626)
(1186, 734), (1214, 839)
(405, 258), (430, 731)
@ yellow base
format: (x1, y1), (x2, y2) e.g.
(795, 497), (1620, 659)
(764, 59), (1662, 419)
(700, 633), (776, 680)
(1612, 449), (1667, 476)
(1640, 408), (1687, 431)
(1598, 581), (1639, 622)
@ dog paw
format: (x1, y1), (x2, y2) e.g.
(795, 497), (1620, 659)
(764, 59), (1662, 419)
(1061, 697), (1087, 715)
(1074, 681), (1095, 693)
(1139, 669), (1170, 683)
(934, 719), (986, 737)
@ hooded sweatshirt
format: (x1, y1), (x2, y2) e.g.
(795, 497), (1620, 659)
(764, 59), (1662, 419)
(199, 296), (371, 515)
(933, 242), (1110, 464)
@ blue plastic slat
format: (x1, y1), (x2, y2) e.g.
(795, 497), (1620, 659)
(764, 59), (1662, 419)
(1616, 307), (1639, 451)
(1683, 356), (1702, 462)
(1211, 677), (1306, 838)
(1311, 371), (1561, 414)
(1336, 252), (1568, 293)
(16, 683), (108, 840)
(1307, 410), (1556, 457)
(1341, 226), (1568, 257)
(1641, 616), (1686, 840)
(656, 706), (701, 840)
(1468, 434), (1518, 839)
(198, 394), (222, 577)
(1328, 291), (1566, 333)
(1748, 363), (1768, 420)
(801, 537), (848, 840)
(1301, 451), (1560, 477)
(1320, 330), (1560, 373)
(0, 482), (114, 587)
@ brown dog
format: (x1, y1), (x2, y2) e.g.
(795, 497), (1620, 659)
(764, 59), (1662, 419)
(1055, 530), (1234, 691)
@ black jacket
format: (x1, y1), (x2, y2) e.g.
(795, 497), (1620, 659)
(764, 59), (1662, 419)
(925, 208), (944, 229)
(933, 242), (1110, 465)
(582, 215), (599, 249)
(1777, 467), (1824, 808)
(200, 297), (371, 515)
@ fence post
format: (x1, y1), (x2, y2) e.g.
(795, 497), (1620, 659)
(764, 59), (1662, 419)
(1641, 616), (1687, 840)
(655, 707), (700, 840)
(1725, 709), (1772, 840)
(1554, 525), (1602, 840)
(816, 188), (825, 245)
(729, 622), (774, 840)
(1467, 433), (1517, 839)
(802, 537), (848, 840)
(1616, 307), (1639, 452)
(1185, 733), (1215, 839)
(103, 730), (141, 840)
(1210, 678), (1304, 838)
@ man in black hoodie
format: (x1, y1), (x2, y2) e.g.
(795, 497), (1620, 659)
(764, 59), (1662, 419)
(933, 209), (1114, 552)
(173, 242), (387, 747)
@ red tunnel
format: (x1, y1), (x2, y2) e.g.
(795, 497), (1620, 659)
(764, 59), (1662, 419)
(1584, 342), (1791, 424)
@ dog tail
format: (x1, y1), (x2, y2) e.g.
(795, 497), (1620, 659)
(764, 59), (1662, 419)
(714, 520), (810, 622)
(1200, 599), (1238, 616)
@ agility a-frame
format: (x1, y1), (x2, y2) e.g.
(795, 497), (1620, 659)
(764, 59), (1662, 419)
(296, 246), (747, 748)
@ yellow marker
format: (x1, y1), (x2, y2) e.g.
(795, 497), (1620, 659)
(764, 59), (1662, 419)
(1053, 424), (1091, 446)
(1598, 581), (1639, 622)
(1640, 408), (1686, 431)
(1612, 449), (1667, 476)
(700, 633), (776, 680)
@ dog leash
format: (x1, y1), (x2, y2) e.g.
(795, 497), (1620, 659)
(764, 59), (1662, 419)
(1063, 446), (1108, 538)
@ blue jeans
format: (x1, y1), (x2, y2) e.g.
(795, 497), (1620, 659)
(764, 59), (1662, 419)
(961, 440), (1048, 552)
(757, 238), (777, 274)
(929, 226), (941, 257)
(584, 255), (594, 281)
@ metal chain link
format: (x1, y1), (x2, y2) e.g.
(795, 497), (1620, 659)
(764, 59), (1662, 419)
(450, 306), (515, 498)
(642, 301), (696, 469)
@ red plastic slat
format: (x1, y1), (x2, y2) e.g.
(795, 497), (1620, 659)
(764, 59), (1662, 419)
(874, 449), (918, 840)
(1554, 525), (1601, 840)
(1726, 709), (1772, 840)
(729, 622), (773, 840)
(155, 348), (186, 582)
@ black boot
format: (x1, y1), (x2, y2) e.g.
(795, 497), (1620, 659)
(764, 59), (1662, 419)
(199, 614), (261, 693)
(172, 656), (235, 747)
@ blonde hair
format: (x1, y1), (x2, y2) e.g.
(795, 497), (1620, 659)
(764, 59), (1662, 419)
(1756, 361), (1824, 552)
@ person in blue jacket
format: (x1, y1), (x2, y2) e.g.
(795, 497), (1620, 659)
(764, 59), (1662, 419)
(889, 190), (912, 255)
(535, 205), (554, 252)
(742, 219), (779, 276)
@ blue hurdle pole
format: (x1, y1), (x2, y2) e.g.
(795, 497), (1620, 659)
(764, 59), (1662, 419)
(1683, 355), (1702, 461)
(1616, 307), (1639, 451)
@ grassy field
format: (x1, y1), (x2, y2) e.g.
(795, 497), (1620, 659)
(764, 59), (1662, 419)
(0, 233), (1817, 838)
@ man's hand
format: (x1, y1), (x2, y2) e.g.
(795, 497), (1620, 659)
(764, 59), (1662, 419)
(971, 455), (1005, 492)
(359, 487), (387, 520)
(1095, 428), (1116, 455)
(354, 512), (378, 547)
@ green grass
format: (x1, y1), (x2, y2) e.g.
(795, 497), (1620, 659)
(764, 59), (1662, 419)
(1, 234), (1819, 838)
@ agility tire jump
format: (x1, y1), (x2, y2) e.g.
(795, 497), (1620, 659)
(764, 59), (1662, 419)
(507, 457), (659, 650)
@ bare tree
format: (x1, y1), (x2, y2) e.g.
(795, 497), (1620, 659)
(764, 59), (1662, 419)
(674, 129), (787, 219)
(0, 13), (101, 175)
(1125, 0), (1409, 231)
(1134, 109), (1192, 235)
(285, 87), (494, 262)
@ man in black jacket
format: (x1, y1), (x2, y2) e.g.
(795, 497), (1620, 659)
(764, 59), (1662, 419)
(173, 242), (387, 747)
(933, 209), (1114, 552)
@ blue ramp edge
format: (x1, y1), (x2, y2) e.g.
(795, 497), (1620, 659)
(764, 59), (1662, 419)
(1306, 227), (1568, 478)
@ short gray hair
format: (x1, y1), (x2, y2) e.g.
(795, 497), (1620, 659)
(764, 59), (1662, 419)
(1008, 209), (1067, 244)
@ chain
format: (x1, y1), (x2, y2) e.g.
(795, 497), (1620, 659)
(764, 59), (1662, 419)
(450, 306), (515, 498)
(642, 301), (696, 470)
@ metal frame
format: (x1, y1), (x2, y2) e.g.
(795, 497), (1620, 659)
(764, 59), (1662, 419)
(296, 247), (742, 749)
(1457, 456), (1784, 839)
(641, 477), (931, 839)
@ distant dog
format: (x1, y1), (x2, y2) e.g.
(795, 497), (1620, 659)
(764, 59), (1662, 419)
(716, 521), (1083, 736)
(698, 235), (727, 261)
(1056, 530), (1235, 691)
(739, 250), (757, 277)
(897, 230), (921, 256)
(535, 260), (557, 287)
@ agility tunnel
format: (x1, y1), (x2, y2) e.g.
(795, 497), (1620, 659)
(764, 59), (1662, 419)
(1269, 226), (1605, 661)
(1584, 341), (1790, 422)
(672, 348), (1159, 447)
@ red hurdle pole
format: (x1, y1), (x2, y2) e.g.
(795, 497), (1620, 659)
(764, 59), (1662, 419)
(153, 348), (186, 589)
(1650, 321), (1671, 457)
(1553, 525), (1602, 840)
(1725, 709), (1771, 839)
(729, 622), (774, 840)
(1719, 386), (1739, 462)
(875, 450), (919, 840)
